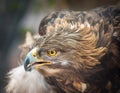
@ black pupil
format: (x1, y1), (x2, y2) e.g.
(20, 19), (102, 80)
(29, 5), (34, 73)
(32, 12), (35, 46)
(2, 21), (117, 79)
(51, 51), (54, 54)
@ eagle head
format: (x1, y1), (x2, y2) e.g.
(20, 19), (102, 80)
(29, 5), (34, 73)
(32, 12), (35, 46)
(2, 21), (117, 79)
(23, 11), (107, 92)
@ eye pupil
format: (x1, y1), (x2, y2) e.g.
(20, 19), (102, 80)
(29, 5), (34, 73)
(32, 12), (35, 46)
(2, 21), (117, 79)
(47, 50), (57, 56)
(51, 51), (54, 54)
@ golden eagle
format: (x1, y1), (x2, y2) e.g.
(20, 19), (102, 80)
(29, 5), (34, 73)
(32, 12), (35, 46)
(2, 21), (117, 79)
(6, 6), (120, 93)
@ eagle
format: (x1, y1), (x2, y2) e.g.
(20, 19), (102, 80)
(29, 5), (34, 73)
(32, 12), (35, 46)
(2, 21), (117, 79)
(6, 6), (120, 93)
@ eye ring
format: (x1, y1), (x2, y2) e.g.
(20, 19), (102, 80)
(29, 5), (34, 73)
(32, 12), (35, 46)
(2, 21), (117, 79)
(47, 50), (57, 56)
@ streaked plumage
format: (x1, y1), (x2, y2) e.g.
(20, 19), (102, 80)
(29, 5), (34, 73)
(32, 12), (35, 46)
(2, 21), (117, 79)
(6, 6), (120, 93)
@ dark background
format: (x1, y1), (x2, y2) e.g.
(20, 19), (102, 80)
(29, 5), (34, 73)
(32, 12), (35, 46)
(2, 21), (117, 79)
(0, 0), (119, 93)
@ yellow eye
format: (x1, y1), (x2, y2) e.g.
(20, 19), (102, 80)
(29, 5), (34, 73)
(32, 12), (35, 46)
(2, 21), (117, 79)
(47, 50), (57, 56)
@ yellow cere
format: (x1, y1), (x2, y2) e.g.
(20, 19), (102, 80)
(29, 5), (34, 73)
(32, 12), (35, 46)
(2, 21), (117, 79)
(32, 51), (37, 57)
(47, 50), (57, 56)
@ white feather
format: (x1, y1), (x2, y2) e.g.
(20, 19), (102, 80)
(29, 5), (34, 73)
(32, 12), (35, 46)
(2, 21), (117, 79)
(6, 66), (56, 93)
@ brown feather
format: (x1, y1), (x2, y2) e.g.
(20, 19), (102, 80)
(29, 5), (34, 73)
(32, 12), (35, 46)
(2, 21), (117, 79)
(6, 6), (120, 93)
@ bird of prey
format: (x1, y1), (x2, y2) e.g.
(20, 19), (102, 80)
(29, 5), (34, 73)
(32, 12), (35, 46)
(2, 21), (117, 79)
(6, 6), (120, 93)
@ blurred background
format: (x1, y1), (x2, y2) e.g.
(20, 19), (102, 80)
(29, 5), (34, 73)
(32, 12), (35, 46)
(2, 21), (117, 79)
(0, 0), (120, 93)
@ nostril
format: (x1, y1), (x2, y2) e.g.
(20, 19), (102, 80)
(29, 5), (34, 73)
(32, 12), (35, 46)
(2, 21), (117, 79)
(32, 52), (37, 57)
(33, 54), (36, 57)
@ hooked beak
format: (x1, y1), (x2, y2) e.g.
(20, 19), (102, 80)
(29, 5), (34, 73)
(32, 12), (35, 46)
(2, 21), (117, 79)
(24, 48), (52, 71)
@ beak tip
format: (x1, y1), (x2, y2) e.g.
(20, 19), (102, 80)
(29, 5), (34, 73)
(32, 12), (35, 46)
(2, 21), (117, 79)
(24, 66), (31, 71)
(24, 57), (31, 71)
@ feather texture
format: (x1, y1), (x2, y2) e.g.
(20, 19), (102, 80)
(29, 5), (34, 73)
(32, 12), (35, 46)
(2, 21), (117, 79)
(6, 6), (120, 93)
(6, 66), (56, 93)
